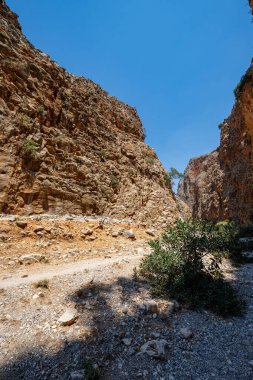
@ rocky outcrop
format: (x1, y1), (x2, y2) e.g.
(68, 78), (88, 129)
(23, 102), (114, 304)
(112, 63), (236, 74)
(178, 150), (225, 220)
(179, 59), (253, 224)
(0, 0), (179, 225)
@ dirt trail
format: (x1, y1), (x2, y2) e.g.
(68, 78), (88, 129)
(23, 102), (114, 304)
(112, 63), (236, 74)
(0, 253), (143, 288)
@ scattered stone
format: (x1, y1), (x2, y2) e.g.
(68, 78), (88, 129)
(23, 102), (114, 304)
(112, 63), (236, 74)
(16, 221), (28, 229)
(242, 251), (253, 259)
(19, 254), (46, 265)
(122, 229), (136, 240)
(81, 228), (93, 236)
(69, 370), (86, 380)
(249, 360), (253, 367)
(146, 229), (156, 237)
(34, 226), (44, 233)
(58, 307), (78, 326)
(145, 300), (159, 314)
(111, 230), (119, 237)
(32, 292), (44, 300)
(0, 234), (8, 242)
(122, 338), (132, 346)
(180, 327), (193, 339)
(139, 339), (169, 359)
(122, 305), (128, 314)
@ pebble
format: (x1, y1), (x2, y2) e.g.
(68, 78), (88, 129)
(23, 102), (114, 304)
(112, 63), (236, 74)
(122, 338), (132, 346)
(180, 327), (193, 339)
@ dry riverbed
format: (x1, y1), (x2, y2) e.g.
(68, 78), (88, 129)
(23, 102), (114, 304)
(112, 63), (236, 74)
(0, 216), (252, 380)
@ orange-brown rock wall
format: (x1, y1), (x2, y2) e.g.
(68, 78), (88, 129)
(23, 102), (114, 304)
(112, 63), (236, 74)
(179, 62), (253, 224)
(0, 0), (179, 226)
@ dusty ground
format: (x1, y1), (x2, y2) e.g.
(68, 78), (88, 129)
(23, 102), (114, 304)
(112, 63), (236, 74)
(0, 216), (253, 380)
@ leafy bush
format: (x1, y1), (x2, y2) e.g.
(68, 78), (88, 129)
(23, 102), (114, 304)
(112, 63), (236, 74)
(21, 138), (38, 159)
(139, 219), (244, 317)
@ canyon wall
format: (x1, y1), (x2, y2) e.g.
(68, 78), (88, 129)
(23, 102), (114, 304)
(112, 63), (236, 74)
(0, 0), (179, 225)
(178, 3), (253, 224)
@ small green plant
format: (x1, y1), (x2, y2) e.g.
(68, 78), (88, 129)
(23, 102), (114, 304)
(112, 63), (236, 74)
(80, 357), (100, 380)
(110, 174), (119, 188)
(163, 172), (171, 186)
(19, 114), (30, 128)
(139, 219), (244, 317)
(233, 73), (251, 98)
(98, 149), (106, 161)
(22, 138), (39, 159)
(37, 105), (46, 116)
(33, 279), (49, 289)
(146, 156), (154, 165)
(218, 123), (223, 129)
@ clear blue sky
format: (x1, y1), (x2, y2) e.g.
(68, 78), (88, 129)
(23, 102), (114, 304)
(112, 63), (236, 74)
(6, 0), (253, 175)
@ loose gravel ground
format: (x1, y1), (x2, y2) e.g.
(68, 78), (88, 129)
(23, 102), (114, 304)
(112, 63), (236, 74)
(0, 217), (252, 380)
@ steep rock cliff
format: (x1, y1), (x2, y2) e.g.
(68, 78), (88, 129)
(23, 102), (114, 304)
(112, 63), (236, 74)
(0, 0), (179, 225)
(179, 3), (253, 224)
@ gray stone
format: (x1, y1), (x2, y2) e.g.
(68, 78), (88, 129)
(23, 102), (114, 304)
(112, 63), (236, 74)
(111, 230), (119, 237)
(19, 254), (46, 265)
(58, 307), (78, 326)
(81, 227), (93, 236)
(139, 339), (169, 359)
(180, 327), (193, 339)
(122, 338), (132, 346)
(242, 251), (253, 259)
(69, 370), (85, 380)
(122, 229), (136, 240)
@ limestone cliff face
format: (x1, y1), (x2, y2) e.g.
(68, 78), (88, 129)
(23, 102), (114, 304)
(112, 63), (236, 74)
(179, 60), (253, 223)
(0, 0), (179, 225)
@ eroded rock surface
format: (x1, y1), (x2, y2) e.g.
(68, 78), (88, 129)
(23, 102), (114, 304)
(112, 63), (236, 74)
(0, 0), (179, 226)
(179, 3), (253, 224)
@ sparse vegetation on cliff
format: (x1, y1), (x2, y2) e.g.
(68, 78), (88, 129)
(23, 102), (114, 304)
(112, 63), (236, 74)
(21, 138), (39, 159)
(233, 73), (251, 98)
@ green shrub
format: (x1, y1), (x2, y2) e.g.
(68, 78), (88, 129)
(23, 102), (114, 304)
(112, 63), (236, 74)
(233, 73), (251, 98)
(81, 357), (99, 380)
(37, 105), (46, 115)
(146, 156), (154, 165)
(18, 114), (31, 128)
(33, 279), (49, 289)
(21, 138), (38, 159)
(139, 219), (244, 317)
(110, 174), (119, 188)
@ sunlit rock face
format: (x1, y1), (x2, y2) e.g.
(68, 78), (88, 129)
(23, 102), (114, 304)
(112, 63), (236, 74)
(0, 0), (179, 225)
(179, 60), (253, 224)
